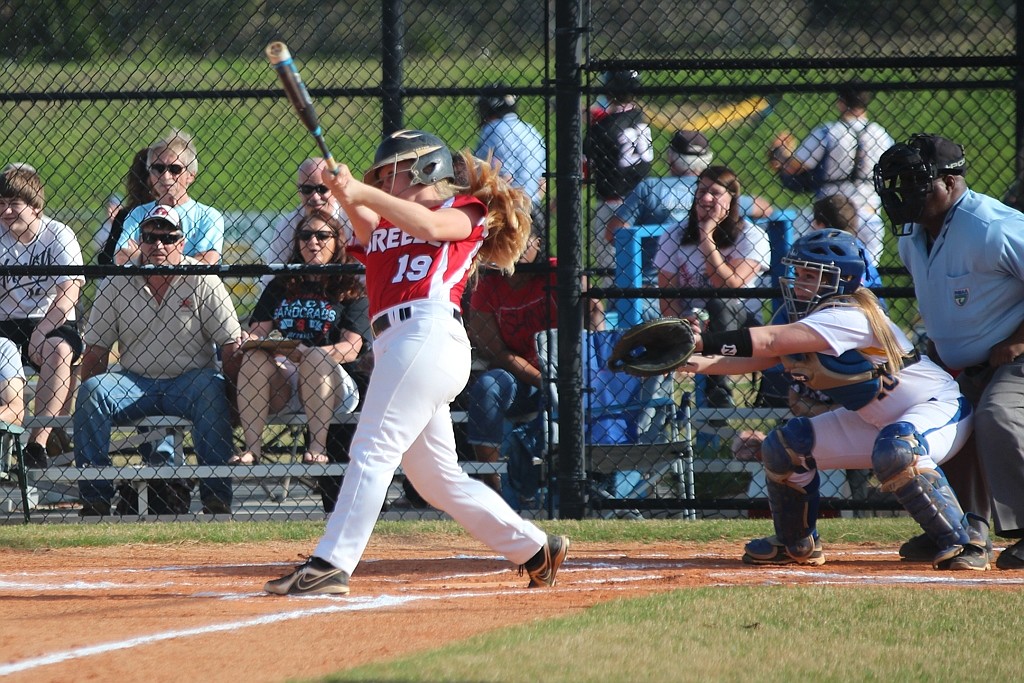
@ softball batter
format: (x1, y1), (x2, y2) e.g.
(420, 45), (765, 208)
(266, 130), (568, 595)
(684, 229), (988, 570)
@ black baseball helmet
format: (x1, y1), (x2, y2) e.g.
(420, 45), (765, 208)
(477, 86), (518, 121)
(365, 130), (455, 188)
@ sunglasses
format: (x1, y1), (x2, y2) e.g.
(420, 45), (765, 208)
(298, 183), (330, 196)
(149, 163), (186, 176)
(298, 230), (335, 242)
(140, 231), (184, 245)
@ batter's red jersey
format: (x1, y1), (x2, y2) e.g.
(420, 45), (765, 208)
(348, 194), (487, 318)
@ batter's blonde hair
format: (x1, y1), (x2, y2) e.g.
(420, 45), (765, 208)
(436, 150), (532, 275)
(815, 290), (909, 375)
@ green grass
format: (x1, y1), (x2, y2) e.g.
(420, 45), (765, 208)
(319, 587), (1024, 683)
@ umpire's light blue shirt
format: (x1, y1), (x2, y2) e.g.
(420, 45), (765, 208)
(899, 189), (1024, 370)
(474, 113), (546, 206)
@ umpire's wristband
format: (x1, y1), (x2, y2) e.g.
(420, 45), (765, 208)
(701, 328), (754, 357)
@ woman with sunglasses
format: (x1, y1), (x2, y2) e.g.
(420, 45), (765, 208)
(266, 130), (568, 596)
(231, 210), (369, 466)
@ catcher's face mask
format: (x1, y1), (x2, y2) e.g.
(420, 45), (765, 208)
(781, 261), (843, 320)
(873, 144), (936, 236)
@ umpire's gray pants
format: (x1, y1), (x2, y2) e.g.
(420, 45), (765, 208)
(952, 359), (1024, 537)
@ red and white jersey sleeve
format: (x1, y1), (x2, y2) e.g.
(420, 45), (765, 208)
(358, 195), (487, 317)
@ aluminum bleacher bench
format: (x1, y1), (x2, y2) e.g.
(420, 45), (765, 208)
(9, 410), (504, 518)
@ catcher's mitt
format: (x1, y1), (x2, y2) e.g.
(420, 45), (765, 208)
(607, 317), (696, 377)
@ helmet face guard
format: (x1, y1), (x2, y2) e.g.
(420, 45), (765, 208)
(780, 229), (867, 320)
(874, 144), (935, 236)
(365, 130), (455, 191)
(781, 258), (844, 320)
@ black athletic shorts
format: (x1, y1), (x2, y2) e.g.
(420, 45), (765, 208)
(0, 319), (85, 371)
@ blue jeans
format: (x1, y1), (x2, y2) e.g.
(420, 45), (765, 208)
(74, 368), (234, 506)
(466, 369), (541, 447)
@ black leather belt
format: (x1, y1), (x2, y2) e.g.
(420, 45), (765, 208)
(371, 306), (462, 338)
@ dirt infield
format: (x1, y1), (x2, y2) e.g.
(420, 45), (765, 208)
(2, 538), (1022, 682)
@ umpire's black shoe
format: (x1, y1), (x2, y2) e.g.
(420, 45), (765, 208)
(899, 533), (939, 562)
(265, 556), (350, 595)
(996, 538), (1024, 570)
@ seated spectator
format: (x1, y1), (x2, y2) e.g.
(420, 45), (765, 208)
(0, 164), (85, 467)
(97, 148), (154, 268)
(261, 157), (354, 287)
(610, 129), (773, 234)
(607, 130), (774, 292)
(653, 165), (770, 408)
(811, 194), (883, 287)
(113, 130), (224, 265)
(74, 205), (241, 516)
(231, 211), (369, 465)
(466, 229), (602, 499)
(0, 337), (26, 426)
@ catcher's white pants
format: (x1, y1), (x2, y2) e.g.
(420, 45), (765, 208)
(315, 301), (547, 574)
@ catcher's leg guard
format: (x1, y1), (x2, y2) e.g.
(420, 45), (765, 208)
(872, 422), (970, 566)
(744, 419), (823, 565)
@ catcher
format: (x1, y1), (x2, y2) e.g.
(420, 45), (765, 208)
(609, 229), (989, 570)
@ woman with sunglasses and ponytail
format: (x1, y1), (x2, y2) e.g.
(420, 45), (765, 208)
(231, 210), (369, 466)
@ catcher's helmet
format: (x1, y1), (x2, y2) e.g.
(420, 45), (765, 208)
(781, 229), (868, 320)
(477, 86), (518, 121)
(873, 133), (967, 236)
(365, 129), (454, 188)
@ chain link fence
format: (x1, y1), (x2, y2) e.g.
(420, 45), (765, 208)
(1, 0), (1021, 522)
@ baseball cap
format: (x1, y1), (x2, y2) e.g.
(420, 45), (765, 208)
(140, 204), (181, 229)
(908, 133), (967, 175)
(670, 130), (710, 156)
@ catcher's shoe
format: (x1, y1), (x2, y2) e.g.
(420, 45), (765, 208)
(939, 544), (991, 571)
(940, 513), (991, 570)
(520, 535), (569, 587)
(265, 556), (350, 595)
(743, 532), (825, 566)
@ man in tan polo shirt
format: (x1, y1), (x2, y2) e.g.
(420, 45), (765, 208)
(74, 205), (241, 516)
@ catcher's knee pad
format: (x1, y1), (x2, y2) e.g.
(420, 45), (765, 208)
(761, 417), (816, 487)
(871, 422), (927, 488)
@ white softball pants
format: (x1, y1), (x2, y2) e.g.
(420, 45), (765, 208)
(315, 301), (548, 574)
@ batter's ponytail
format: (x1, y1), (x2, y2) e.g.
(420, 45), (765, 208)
(456, 150), (532, 274)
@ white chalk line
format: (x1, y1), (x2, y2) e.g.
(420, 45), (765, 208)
(4, 552), (1024, 676)
(0, 578), (628, 678)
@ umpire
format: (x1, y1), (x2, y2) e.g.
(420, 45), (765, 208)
(874, 133), (1024, 569)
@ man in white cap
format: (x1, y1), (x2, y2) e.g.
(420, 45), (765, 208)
(75, 204), (241, 516)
